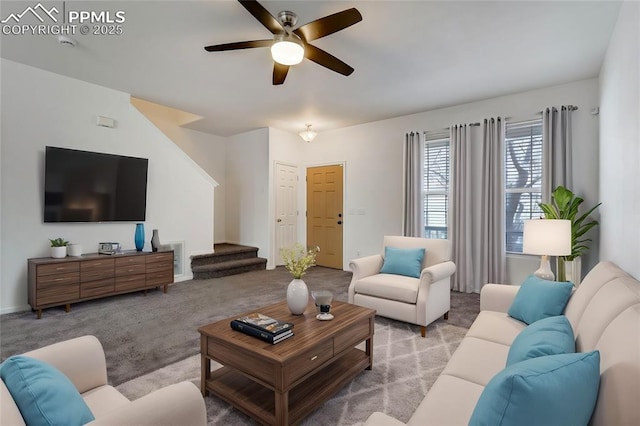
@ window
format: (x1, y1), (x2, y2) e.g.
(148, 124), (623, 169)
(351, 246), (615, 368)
(423, 136), (450, 239)
(504, 119), (543, 252)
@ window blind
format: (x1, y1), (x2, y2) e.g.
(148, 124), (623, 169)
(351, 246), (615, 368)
(504, 119), (543, 252)
(423, 137), (449, 239)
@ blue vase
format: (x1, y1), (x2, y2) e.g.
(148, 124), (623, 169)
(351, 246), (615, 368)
(134, 223), (145, 252)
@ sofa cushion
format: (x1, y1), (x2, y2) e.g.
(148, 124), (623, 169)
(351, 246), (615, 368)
(380, 246), (425, 278)
(81, 385), (130, 419)
(469, 351), (601, 426)
(441, 337), (510, 387)
(506, 315), (575, 366)
(354, 274), (419, 304)
(0, 355), (95, 426)
(407, 374), (484, 426)
(465, 311), (526, 347)
(508, 275), (573, 324)
(1, 380), (26, 426)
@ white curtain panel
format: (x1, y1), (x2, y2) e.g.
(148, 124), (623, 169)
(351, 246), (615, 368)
(542, 106), (574, 202)
(403, 132), (424, 237)
(449, 125), (474, 292)
(480, 118), (506, 286)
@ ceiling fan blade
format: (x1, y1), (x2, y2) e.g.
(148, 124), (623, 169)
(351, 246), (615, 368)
(204, 39), (272, 52)
(273, 63), (289, 85)
(239, 0), (283, 34)
(304, 44), (354, 76)
(294, 8), (362, 42)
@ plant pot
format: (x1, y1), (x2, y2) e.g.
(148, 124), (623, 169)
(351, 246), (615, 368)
(51, 246), (67, 259)
(286, 279), (309, 315)
(557, 257), (582, 286)
(68, 244), (82, 257)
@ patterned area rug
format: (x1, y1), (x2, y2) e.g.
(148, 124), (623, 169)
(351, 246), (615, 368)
(117, 317), (468, 425)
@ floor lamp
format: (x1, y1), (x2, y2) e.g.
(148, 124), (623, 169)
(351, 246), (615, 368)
(523, 219), (572, 281)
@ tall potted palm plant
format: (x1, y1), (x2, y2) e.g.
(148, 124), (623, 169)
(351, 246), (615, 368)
(538, 186), (601, 284)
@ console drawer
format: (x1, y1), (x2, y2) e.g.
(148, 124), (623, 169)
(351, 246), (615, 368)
(37, 283), (79, 305)
(37, 262), (79, 276)
(115, 274), (146, 292)
(37, 271), (79, 289)
(81, 278), (115, 298)
(81, 259), (114, 281)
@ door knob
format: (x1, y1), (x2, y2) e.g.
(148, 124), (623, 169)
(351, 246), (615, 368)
(338, 213), (342, 218)
(337, 221), (343, 225)
(277, 219), (282, 222)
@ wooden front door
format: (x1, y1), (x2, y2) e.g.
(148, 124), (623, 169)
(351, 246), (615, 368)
(306, 165), (343, 269)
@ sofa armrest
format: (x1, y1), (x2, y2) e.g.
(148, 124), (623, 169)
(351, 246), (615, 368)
(421, 261), (456, 284)
(480, 284), (520, 313)
(363, 412), (407, 426)
(349, 254), (383, 281)
(24, 335), (107, 394)
(87, 382), (206, 426)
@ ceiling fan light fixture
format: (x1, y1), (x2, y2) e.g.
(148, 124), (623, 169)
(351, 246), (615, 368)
(271, 33), (304, 66)
(299, 124), (317, 142)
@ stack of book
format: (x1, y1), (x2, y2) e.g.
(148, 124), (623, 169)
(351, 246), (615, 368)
(230, 313), (294, 344)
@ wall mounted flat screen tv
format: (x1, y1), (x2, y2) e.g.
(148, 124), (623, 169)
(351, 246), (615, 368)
(44, 146), (148, 223)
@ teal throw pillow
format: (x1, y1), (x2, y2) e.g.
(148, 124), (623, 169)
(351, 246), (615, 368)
(508, 275), (573, 324)
(380, 246), (425, 278)
(506, 315), (575, 366)
(0, 355), (95, 426)
(469, 351), (601, 426)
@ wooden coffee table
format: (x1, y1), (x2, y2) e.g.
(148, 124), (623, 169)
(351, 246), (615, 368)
(199, 300), (375, 425)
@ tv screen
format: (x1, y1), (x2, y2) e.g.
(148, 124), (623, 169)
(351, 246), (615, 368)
(44, 146), (148, 223)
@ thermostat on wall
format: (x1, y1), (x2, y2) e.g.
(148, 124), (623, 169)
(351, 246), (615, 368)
(99, 242), (121, 255)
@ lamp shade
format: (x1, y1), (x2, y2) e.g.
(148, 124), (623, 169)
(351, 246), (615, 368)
(271, 34), (304, 66)
(523, 219), (572, 256)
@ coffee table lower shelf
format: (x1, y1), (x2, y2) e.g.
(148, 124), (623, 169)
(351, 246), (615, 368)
(205, 348), (370, 425)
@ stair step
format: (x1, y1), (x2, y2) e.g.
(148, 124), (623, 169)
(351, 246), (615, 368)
(191, 244), (259, 268)
(192, 257), (267, 279)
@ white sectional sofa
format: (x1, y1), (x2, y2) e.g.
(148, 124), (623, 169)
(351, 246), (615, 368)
(364, 261), (640, 425)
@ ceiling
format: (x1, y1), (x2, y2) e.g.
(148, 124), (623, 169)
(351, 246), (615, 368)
(0, 1), (622, 137)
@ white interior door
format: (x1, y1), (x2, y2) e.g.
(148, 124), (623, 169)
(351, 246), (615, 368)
(275, 163), (298, 265)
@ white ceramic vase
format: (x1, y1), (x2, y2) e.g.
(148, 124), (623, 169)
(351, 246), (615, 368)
(51, 246), (67, 258)
(287, 278), (309, 315)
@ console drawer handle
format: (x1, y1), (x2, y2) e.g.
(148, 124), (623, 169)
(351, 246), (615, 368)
(310, 355), (318, 361)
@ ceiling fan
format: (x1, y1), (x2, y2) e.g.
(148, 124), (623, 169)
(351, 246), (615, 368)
(204, 0), (362, 85)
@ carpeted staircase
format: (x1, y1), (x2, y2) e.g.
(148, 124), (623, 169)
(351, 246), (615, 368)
(191, 243), (267, 279)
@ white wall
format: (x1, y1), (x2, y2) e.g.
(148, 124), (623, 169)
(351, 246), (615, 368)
(301, 79), (600, 285)
(143, 117), (226, 244)
(598, 1), (640, 279)
(0, 59), (215, 313)
(225, 128), (270, 259)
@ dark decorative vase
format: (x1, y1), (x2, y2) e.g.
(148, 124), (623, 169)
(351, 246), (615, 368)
(134, 223), (145, 252)
(151, 229), (160, 252)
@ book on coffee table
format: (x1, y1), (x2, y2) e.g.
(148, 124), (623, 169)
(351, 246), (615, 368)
(230, 320), (294, 344)
(232, 313), (294, 335)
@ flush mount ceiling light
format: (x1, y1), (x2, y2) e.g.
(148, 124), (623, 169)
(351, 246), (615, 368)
(299, 124), (318, 142)
(57, 35), (77, 47)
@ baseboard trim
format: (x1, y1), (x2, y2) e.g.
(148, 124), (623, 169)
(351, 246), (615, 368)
(1, 304), (31, 315)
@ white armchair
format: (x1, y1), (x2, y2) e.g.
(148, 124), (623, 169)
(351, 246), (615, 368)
(348, 236), (456, 337)
(1, 336), (207, 426)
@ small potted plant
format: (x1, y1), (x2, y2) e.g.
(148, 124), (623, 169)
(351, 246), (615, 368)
(49, 238), (69, 258)
(280, 244), (318, 314)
